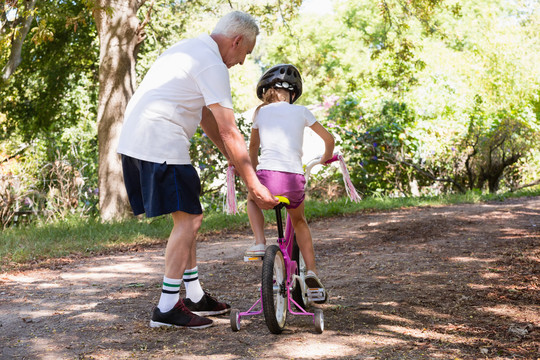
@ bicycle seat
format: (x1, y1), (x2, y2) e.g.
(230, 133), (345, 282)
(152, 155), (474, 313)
(274, 196), (290, 210)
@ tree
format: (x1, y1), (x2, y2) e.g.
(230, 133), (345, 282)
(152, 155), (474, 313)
(91, 0), (152, 220)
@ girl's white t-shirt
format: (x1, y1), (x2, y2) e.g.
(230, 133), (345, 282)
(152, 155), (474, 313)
(253, 101), (317, 174)
(117, 34), (232, 165)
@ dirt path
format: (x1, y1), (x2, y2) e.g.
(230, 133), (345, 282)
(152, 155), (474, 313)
(1, 196), (539, 359)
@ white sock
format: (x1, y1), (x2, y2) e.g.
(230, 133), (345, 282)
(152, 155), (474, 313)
(157, 276), (182, 312)
(183, 266), (205, 303)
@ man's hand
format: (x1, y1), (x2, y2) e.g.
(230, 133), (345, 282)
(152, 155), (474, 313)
(250, 183), (279, 210)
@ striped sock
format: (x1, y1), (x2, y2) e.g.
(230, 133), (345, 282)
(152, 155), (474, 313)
(157, 276), (182, 313)
(184, 267), (205, 303)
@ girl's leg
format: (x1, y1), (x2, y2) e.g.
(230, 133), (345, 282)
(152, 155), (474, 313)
(247, 194), (266, 245)
(287, 202), (316, 273)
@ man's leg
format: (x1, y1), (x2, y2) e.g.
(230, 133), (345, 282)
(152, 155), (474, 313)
(164, 211), (203, 278)
(182, 223), (231, 316)
(150, 211), (213, 329)
(157, 211), (202, 312)
(182, 239), (204, 303)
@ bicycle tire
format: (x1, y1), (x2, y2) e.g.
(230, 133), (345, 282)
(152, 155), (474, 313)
(291, 235), (309, 310)
(262, 245), (287, 334)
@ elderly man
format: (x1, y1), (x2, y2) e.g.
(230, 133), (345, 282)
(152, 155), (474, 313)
(117, 11), (278, 329)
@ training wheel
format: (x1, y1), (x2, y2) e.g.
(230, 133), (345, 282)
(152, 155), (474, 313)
(314, 308), (324, 333)
(230, 309), (241, 332)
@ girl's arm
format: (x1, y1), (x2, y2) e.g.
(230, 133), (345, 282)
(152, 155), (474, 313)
(310, 122), (335, 164)
(249, 128), (260, 171)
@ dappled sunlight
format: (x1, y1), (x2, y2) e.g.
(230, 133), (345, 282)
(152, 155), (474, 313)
(26, 337), (64, 359)
(410, 306), (453, 321)
(361, 309), (416, 325)
(61, 262), (159, 281)
(379, 324), (475, 344)
(481, 272), (502, 279)
(72, 311), (119, 322)
(479, 304), (540, 323)
(267, 334), (382, 358)
(449, 256), (497, 263)
(64, 302), (100, 312)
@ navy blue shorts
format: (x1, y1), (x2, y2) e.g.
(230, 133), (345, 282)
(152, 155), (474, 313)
(121, 155), (203, 218)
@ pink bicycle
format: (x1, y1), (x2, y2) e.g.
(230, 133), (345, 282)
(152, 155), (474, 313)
(230, 153), (359, 334)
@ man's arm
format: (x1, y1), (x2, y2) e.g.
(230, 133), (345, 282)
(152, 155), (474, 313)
(207, 103), (278, 210)
(201, 106), (230, 161)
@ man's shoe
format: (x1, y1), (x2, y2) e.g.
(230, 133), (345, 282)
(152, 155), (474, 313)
(183, 292), (231, 316)
(150, 299), (213, 329)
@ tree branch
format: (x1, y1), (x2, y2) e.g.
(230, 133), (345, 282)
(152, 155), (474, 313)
(512, 178), (540, 191)
(2, 0), (37, 82)
(136, 0), (154, 44)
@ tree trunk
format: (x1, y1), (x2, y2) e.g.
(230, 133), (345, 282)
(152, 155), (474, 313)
(93, 0), (141, 220)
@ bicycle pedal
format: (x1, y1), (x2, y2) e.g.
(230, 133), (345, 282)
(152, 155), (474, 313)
(307, 288), (326, 302)
(244, 255), (263, 262)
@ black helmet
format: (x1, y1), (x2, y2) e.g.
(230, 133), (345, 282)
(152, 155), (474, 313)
(256, 64), (303, 103)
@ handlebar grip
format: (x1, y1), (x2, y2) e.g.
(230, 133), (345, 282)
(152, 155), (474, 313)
(324, 154), (340, 164)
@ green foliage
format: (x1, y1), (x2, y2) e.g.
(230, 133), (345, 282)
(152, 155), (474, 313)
(1, 0), (540, 226)
(0, 123), (99, 229)
(0, 2), (98, 139)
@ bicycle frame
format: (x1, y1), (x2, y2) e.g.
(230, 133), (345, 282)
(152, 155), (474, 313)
(236, 203), (315, 321)
(236, 154), (341, 324)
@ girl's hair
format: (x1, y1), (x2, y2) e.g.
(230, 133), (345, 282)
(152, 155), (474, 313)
(212, 11), (259, 43)
(253, 88), (289, 119)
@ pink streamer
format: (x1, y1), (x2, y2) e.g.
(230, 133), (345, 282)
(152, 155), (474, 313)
(225, 166), (238, 215)
(337, 154), (361, 203)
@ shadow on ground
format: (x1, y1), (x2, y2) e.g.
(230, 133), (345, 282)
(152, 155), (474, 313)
(1, 197), (539, 359)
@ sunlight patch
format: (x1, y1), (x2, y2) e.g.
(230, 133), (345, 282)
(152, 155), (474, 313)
(450, 256), (496, 263)
(72, 311), (119, 322)
(379, 324), (471, 343)
(361, 310), (416, 325)
(479, 304), (540, 323)
(270, 339), (361, 358)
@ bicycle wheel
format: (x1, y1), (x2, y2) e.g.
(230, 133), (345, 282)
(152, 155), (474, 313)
(314, 308), (324, 333)
(230, 309), (241, 332)
(261, 245), (287, 334)
(291, 235), (309, 310)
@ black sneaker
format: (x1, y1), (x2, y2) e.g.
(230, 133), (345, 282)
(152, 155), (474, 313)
(150, 299), (213, 329)
(183, 292), (231, 316)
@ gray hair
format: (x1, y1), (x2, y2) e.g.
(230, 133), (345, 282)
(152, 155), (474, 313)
(212, 11), (259, 43)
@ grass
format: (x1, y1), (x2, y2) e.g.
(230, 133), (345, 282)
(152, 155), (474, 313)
(2, 186), (539, 271)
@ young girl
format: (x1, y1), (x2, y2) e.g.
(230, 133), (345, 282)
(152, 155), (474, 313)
(245, 64), (335, 300)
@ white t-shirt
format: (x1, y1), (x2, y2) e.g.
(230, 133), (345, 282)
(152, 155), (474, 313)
(253, 101), (317, 174)
(117, 34), (232, 164)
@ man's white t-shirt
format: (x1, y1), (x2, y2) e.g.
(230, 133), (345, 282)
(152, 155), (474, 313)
(253, 101), (317, 174)
(117, 34), (232, 164)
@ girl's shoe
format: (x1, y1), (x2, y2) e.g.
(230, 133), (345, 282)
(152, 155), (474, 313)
(244, 243), (266, 257)
(305, 271), (328, 304)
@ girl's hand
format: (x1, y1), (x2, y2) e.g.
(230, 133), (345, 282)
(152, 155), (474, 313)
(320, 153), (333, 165)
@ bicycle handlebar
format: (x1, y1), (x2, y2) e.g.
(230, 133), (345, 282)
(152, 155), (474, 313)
(303, 152), (341, 187)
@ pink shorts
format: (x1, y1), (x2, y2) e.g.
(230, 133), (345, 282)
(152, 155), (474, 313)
(256, 170), (306, 209)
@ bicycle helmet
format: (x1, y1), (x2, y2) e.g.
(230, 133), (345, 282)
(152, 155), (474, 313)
(256, 64), (303, 103)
